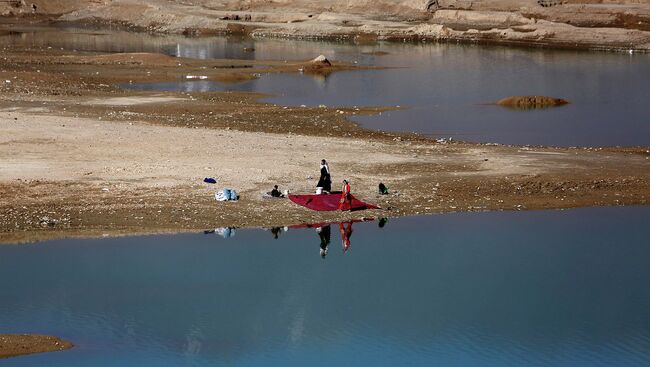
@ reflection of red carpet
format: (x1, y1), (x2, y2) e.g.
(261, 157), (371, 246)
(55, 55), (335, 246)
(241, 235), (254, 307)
(289, 219), (370, 229)
(289, 193), (379, 212)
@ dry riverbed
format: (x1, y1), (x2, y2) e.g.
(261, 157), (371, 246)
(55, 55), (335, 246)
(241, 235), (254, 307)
(0, 47), (649, 245)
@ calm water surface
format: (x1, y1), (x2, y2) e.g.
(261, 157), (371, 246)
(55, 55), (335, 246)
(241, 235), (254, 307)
(2, 27), (649, 146)
(1, 206), (649, 367)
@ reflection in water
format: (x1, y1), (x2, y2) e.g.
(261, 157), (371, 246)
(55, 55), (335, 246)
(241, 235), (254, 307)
(269, 226), (287, 240)
(0, 207), (649, 367)
(204, 227), (236, 238)
(120, 80), (259, 93)
(267, 219), (383, 257)
(378, 217), (388, 228)
(301, 70), (330, 89)
(317, 225), (331, 258)
(339, 221), (354, 253)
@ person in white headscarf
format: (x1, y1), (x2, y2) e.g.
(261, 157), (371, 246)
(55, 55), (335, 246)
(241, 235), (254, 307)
(316, 159), (332, 193)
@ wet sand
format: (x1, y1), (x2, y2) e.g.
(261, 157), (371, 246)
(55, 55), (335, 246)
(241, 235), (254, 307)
(1, 47), (649, 244)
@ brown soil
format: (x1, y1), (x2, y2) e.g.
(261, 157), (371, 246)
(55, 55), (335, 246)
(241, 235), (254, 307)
(1, 46), (649, 244)
(0, 334), (73, 359)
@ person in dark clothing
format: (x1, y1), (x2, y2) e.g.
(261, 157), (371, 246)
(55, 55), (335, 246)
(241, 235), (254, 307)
(270, 185), (284, 198)
(378, 182), (389, 195)
(378, 217), (389, 228)
(316, 159), (332, 193)
(318, 225), (331, 258)
(270, 227), (282, 239)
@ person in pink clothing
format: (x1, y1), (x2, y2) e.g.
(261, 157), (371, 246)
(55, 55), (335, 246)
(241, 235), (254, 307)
(339, 221), (353, 252)
(338, 179), (351, 210)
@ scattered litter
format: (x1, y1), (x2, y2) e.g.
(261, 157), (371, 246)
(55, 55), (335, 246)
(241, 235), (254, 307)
(39, 216), (58, 227)
(203, 177), (217, 184)
(186, 75), (208, 80)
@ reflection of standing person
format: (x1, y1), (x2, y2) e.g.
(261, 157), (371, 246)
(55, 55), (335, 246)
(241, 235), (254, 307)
(318, 225), (331, 258)
(378, 218), (388, 228)
(317, 159), (332, 193)
(270, 227), (282, 239)
(339, 222), (353, 252)
(338, 179), (351, 210)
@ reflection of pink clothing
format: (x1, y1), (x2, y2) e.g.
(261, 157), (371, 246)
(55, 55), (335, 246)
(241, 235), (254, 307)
(339, 222), (353, 252)
(338, 183), (351, 210)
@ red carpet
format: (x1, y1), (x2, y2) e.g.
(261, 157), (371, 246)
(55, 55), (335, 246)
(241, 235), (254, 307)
(288, 193), (379, 212)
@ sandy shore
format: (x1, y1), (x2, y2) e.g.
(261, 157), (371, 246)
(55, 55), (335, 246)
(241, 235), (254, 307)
(0, 46), (649, 244)
(0, 334), (72, 359)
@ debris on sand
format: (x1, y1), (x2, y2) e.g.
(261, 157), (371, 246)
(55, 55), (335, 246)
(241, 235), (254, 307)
(497, 96), (569, 109)
(38, 216), (59, 227)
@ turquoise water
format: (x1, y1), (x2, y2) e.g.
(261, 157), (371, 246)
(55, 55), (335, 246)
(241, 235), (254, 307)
(1, 206), (649, 366)
(2, 28), (649, 146)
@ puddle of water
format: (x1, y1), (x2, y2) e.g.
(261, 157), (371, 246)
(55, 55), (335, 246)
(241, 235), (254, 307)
(1, 206), (649, 367)
(119, 80), (258, 93)
(2, 27), (650, 146)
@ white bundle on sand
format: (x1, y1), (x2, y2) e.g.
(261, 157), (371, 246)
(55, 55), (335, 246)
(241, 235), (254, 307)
(215, 188), (238, 201)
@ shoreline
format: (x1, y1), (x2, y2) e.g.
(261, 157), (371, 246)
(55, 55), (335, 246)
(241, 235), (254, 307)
(0, 42), (649, 245)
(3, 203), (650, 246)
(19, 16), (650, 54)
(2, 1), (650, 53)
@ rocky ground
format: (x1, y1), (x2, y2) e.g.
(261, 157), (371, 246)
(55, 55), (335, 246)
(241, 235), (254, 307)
(1, 1), (650, 51)
(0, 47), (648, 245)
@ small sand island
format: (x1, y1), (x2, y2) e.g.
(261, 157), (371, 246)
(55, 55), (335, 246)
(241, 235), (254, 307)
(497, 96), (570, 109)
(0, 334), (73, 359)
